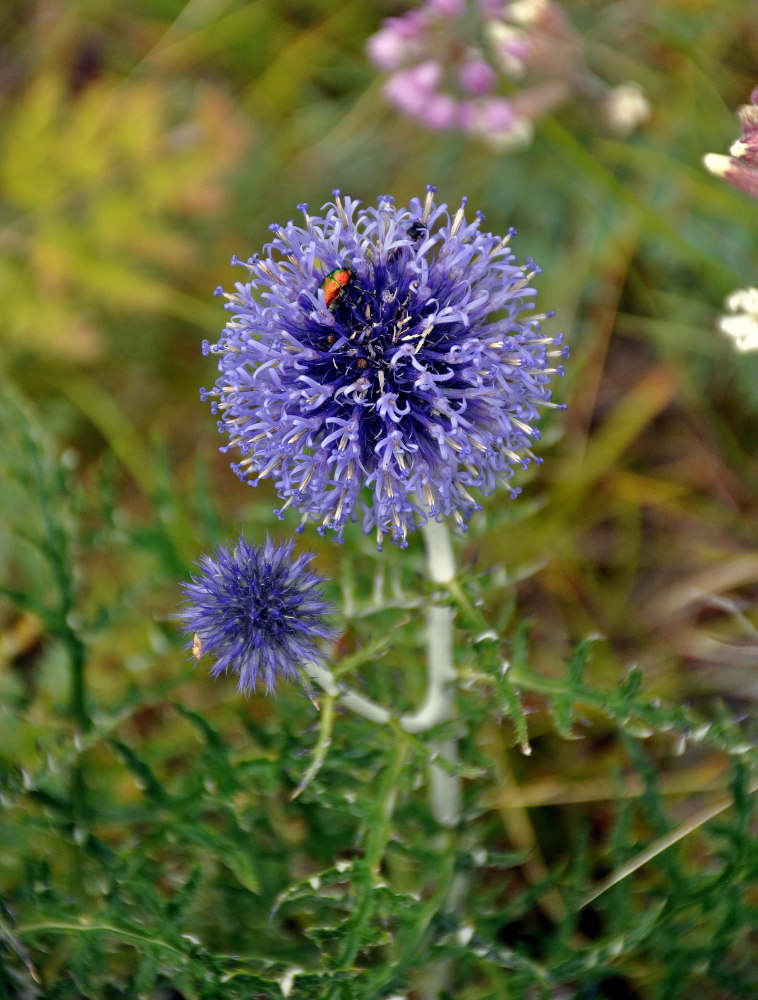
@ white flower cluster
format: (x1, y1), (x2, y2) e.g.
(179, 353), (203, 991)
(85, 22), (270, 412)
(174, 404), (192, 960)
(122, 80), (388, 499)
(718, 287), (758, 354)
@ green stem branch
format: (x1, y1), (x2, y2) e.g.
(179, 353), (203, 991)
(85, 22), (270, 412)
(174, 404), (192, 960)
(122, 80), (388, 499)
(328, 737), (410, 998)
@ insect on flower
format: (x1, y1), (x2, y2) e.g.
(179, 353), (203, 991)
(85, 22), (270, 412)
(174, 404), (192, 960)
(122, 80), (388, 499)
(320, 267), (354, 309)
(204, 187), (566, 549)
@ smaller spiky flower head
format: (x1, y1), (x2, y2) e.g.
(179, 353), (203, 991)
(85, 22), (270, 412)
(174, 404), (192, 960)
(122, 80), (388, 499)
(178, 535), (336, 695)
(204, 187), (567, 549)
(704, 86), (758, 200)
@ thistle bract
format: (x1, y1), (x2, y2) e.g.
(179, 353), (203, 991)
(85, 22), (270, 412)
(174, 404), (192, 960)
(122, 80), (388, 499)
(204, 188), (566, 549)
(179, 535), (335, 695)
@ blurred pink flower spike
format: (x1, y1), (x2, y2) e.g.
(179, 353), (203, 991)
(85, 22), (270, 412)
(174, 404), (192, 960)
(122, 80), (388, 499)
(704, 87), (758, 199)
(367, 0), (648, 148)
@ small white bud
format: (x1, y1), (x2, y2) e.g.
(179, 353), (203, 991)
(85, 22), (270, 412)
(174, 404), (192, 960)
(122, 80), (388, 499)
(605, 82), (650, 135)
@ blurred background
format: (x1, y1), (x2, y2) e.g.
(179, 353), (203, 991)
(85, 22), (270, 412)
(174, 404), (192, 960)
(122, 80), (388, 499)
(2, 0), (758, 995)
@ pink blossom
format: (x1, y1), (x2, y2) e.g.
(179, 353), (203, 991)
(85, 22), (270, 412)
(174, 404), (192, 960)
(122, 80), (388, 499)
(459, 57), (498, 95)
(428, 0), (465, 15)
(384, 62), (444, 116)
(365, 13), (427, 70)
(423, 92), (461, 130)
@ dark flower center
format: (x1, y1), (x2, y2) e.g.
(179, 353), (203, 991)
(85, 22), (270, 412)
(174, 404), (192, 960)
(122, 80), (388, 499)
(283, 253), (487, 470)
(238, 581), (291, 644)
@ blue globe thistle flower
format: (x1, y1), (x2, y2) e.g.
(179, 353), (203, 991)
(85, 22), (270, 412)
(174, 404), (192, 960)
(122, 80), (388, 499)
(203, 187), (566, 549)
(178, 535), (336, 695)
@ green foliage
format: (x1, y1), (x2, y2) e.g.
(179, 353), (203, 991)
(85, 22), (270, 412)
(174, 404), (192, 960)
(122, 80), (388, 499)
(0, 67), (243, 362)
(1, 1), (758, 997)
(1, 383), (756, 998)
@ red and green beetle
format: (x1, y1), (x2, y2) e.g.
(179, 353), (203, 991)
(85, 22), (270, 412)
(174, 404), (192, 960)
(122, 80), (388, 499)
(320, 267), (354, 309)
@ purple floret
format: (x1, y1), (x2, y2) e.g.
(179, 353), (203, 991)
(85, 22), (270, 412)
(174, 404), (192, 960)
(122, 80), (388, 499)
(178, 535), (336, 695)
(204, 187), (566, 549)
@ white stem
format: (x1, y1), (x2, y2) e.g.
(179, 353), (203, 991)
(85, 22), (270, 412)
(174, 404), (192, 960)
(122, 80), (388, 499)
(400, 604), (456, 734)
(302, 663), (391, 725)
(429, 733), (461, 827)
(422, 516), (456, 585)
(305, 516), (461, 829)
(401, 519), (461, 828)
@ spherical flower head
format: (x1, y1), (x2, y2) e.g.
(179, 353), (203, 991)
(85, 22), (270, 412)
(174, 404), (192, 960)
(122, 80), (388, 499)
(178, 535), (336, 695)
(204, 188), (566, 549)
